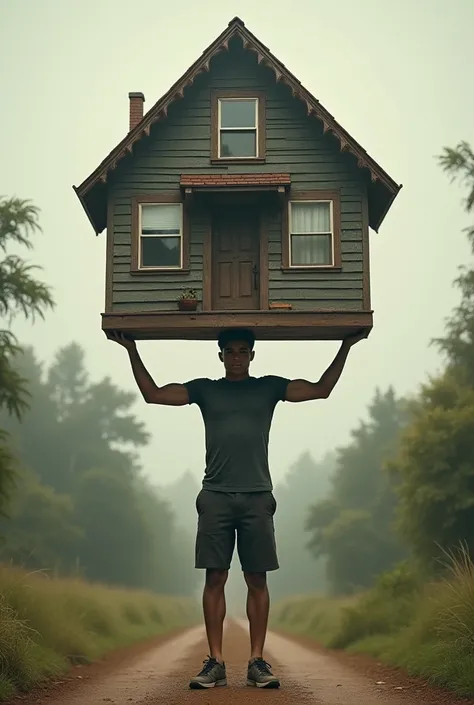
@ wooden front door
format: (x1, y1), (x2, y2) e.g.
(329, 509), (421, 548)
(211, 207), (260, 310)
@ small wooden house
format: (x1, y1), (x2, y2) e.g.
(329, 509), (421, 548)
(74, 17), (401, 341)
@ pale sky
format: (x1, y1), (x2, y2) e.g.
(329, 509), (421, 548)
(1, 0), (473, 486)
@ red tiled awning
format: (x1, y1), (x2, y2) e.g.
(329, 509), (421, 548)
(180, 173), (291, 188)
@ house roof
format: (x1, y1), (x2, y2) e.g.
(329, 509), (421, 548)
(180, 173), (291, 188)
(73, 17), (402, 234)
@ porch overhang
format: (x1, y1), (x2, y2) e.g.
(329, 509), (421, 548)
(101, 310), (373, 342)
(180, 172), (291, 196)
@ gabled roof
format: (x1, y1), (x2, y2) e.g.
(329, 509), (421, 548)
(73, 17), (401, 234)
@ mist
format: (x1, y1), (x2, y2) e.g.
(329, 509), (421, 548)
(1, 0), (474, 635)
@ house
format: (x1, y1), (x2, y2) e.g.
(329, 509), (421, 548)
(73, 17), (401, 341)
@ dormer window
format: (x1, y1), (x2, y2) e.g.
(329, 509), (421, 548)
(211, 91), (266, 162)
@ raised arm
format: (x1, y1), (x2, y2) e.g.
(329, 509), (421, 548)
(285, 330), (368, 403)
(109, 332), (189, 406)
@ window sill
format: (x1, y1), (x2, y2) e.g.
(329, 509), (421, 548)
(130, 268), (191, 276)
(281, 266), (343, 273)
(210, 157), (266, 164)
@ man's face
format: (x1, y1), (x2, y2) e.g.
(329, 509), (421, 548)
(219, 340), (255, 377)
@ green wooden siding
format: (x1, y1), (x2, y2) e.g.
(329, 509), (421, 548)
(111, 201), (206, 312)
(266, 194), (364, 311)
(108, 39), (367, 313)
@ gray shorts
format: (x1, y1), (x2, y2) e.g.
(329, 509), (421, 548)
(195, 489), (279, 573)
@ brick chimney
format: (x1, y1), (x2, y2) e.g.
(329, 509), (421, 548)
(128, 92), (145, 131)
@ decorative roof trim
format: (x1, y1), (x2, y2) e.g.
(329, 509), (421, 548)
(180, 173), (291, 187)
(74, 18), (401, 203)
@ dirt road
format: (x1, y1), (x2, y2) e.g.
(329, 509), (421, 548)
(11, 619), (474, 705)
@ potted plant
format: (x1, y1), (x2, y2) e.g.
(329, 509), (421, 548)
(177, 288), (199, 311)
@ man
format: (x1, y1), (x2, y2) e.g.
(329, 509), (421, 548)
(110, 327), (366, 689)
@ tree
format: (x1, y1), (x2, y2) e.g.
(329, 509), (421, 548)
(0, 468), (83, 572)
(434, 141), (474, 382)
(0, 196), (54, 510)
(388, 372), (474, 570)
(0, 342), (198, 595)
(73, 467), (155, 588)
(388, 141), (474, 570)
(2, 343), (149, 494)
(137, 480), (199, 596)
(306, 388), (409, 594)
(270, 451), (333, 600)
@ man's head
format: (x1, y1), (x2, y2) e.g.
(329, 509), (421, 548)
(217, 328), (255, 378)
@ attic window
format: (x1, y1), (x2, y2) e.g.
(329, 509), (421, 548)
(211, 91), (266, 162)
(219, 98), (257, 157)
(282, 191), (342, 270)
(131, 194), (189, 273)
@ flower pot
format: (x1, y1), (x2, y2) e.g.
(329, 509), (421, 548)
(178, 298), (198, 312)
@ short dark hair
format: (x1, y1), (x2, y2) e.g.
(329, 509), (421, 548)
(217, 328), (255, 350)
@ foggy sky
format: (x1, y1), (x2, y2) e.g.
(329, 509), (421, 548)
(1, 0), (473, 486)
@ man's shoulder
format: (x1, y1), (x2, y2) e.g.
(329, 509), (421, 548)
(183, 377), (216, 405)
(184, 377), (222, 394)
(257, 375), (291, 384)
(256, 375), (291, 402)
(185, 377), (212, 385)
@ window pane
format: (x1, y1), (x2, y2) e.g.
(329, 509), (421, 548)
(141, 236), (181, 267)
(291, 202), (331, 233)
(141, 204), (180, 234)
(220, 130), (256, 158)
(220, 99), (256, 128)
(291, 234), (332, 266)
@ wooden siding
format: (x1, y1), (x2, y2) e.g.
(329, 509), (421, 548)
(110, 201), (206, 312)
(108, 39), (367, 313)
(265, 194), (365, 311)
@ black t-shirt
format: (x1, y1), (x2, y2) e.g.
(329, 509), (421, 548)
(184, 375), (290, 493)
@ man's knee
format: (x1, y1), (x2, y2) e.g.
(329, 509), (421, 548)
(205, 568), (228, 590)
(244, 571), (267, 592)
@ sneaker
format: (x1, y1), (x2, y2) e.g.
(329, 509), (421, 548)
(247, 657), (280, 688)
(189, 656), (227, 689)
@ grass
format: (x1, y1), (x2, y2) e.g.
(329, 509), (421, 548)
(271, 547), (474, 698)
(0, 563), (199, 701)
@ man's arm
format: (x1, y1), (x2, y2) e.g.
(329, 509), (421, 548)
(109, 332), (189, 406)
(285, 330), (367, 403)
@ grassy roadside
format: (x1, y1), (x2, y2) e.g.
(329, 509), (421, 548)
(270, 549), (474, 698)
(0, 563), (200, 701)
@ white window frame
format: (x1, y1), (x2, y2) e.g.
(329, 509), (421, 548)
(138, 202), (184, 270)
(288, 199), (335, 268)
(217, 97), (259, 159)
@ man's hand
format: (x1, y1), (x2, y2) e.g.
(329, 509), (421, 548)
(108, 331), (136, 351)
(343, 329), (369, 348)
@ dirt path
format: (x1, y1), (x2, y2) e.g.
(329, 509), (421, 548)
(10, 619), (474, 705)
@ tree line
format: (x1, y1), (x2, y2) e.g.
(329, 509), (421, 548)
(305, 142), (474, 595)
(0, 196), (197, 595)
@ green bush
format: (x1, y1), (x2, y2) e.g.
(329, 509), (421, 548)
(0, 564), (199, 701)
(271, 549), (474, 697)
(271, 594), (355, 644)
(329, 562), (422, 648)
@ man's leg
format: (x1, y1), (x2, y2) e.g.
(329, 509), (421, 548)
(203, 568), (228, 661)
(189, 490), (235, 690)
(237, 492), (280, 688)
(244, 571), (270, 658)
